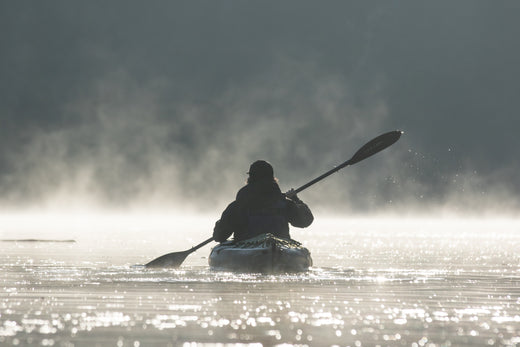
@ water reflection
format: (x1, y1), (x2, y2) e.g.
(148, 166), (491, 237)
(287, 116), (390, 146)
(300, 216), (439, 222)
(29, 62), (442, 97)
(1, 217), (520, 346)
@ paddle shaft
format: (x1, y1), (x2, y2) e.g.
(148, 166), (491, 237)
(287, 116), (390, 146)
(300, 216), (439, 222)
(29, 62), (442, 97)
(291, 160), (351, 195)
(190, 237), (214, 252)
(289, 130), (402, 196)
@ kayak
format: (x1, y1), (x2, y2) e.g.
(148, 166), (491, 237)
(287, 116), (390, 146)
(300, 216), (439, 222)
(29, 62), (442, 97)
(208, 233), (312, 273)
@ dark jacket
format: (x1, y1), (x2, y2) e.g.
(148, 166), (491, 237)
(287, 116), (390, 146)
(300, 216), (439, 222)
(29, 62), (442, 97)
(213, 181), (314, 242)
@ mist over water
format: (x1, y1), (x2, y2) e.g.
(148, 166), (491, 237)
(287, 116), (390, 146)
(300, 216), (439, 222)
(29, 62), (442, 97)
(1, 2), (519, 215)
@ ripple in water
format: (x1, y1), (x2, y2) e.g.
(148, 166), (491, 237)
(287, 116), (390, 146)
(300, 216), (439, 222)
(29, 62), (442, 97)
(1, 217), (519, 346)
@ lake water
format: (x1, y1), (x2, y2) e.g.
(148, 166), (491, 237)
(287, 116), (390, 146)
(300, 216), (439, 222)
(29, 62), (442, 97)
(1, 213), (519, 346)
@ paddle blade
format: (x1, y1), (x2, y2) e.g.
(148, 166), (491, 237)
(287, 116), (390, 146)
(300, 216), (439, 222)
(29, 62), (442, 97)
(145, 250), (190, 268)
(348, 130), (402, 165)
(144, 237), (214, 268)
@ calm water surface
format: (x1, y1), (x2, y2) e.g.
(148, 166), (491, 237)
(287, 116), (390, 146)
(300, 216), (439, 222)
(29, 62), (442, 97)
(1, 215), (519, 346)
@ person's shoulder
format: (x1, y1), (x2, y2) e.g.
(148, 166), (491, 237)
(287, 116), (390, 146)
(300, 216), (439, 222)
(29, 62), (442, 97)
(235, 184), (250, 200)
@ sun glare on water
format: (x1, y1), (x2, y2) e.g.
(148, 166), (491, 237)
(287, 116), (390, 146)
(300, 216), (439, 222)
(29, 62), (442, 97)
(1, 209), (519, 268)
(1, 209), (520, 346)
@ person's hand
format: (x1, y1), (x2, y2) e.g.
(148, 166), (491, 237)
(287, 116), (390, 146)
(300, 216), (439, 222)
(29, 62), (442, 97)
(285, 189), (301, 202)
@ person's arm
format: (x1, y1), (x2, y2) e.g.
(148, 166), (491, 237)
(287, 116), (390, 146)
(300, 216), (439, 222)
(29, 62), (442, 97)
(213, 201), (238, 242)
(286, 194), (314, 228)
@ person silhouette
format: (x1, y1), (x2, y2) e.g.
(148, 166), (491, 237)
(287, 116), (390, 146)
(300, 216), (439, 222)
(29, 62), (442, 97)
(213, 160), (314, 242)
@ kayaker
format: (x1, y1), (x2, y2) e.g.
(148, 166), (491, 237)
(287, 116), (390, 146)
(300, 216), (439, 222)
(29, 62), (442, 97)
(213, 160), (314, 242)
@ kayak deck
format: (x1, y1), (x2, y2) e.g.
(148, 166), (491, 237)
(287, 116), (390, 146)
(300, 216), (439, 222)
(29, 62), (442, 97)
(209, 233), (312, 273)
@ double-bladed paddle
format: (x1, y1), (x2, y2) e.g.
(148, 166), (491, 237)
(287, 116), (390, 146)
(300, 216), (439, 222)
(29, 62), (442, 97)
(145, 130), (402, 268)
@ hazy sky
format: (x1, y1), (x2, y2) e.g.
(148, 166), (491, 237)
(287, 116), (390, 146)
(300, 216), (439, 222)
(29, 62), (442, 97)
(1, 2), (519, 214)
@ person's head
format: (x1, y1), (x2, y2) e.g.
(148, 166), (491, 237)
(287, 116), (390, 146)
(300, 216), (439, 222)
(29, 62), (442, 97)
(247, 160), (276, 184)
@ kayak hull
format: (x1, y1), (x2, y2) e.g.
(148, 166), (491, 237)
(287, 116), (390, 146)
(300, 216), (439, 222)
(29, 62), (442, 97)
(208, 233), (312, 273)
